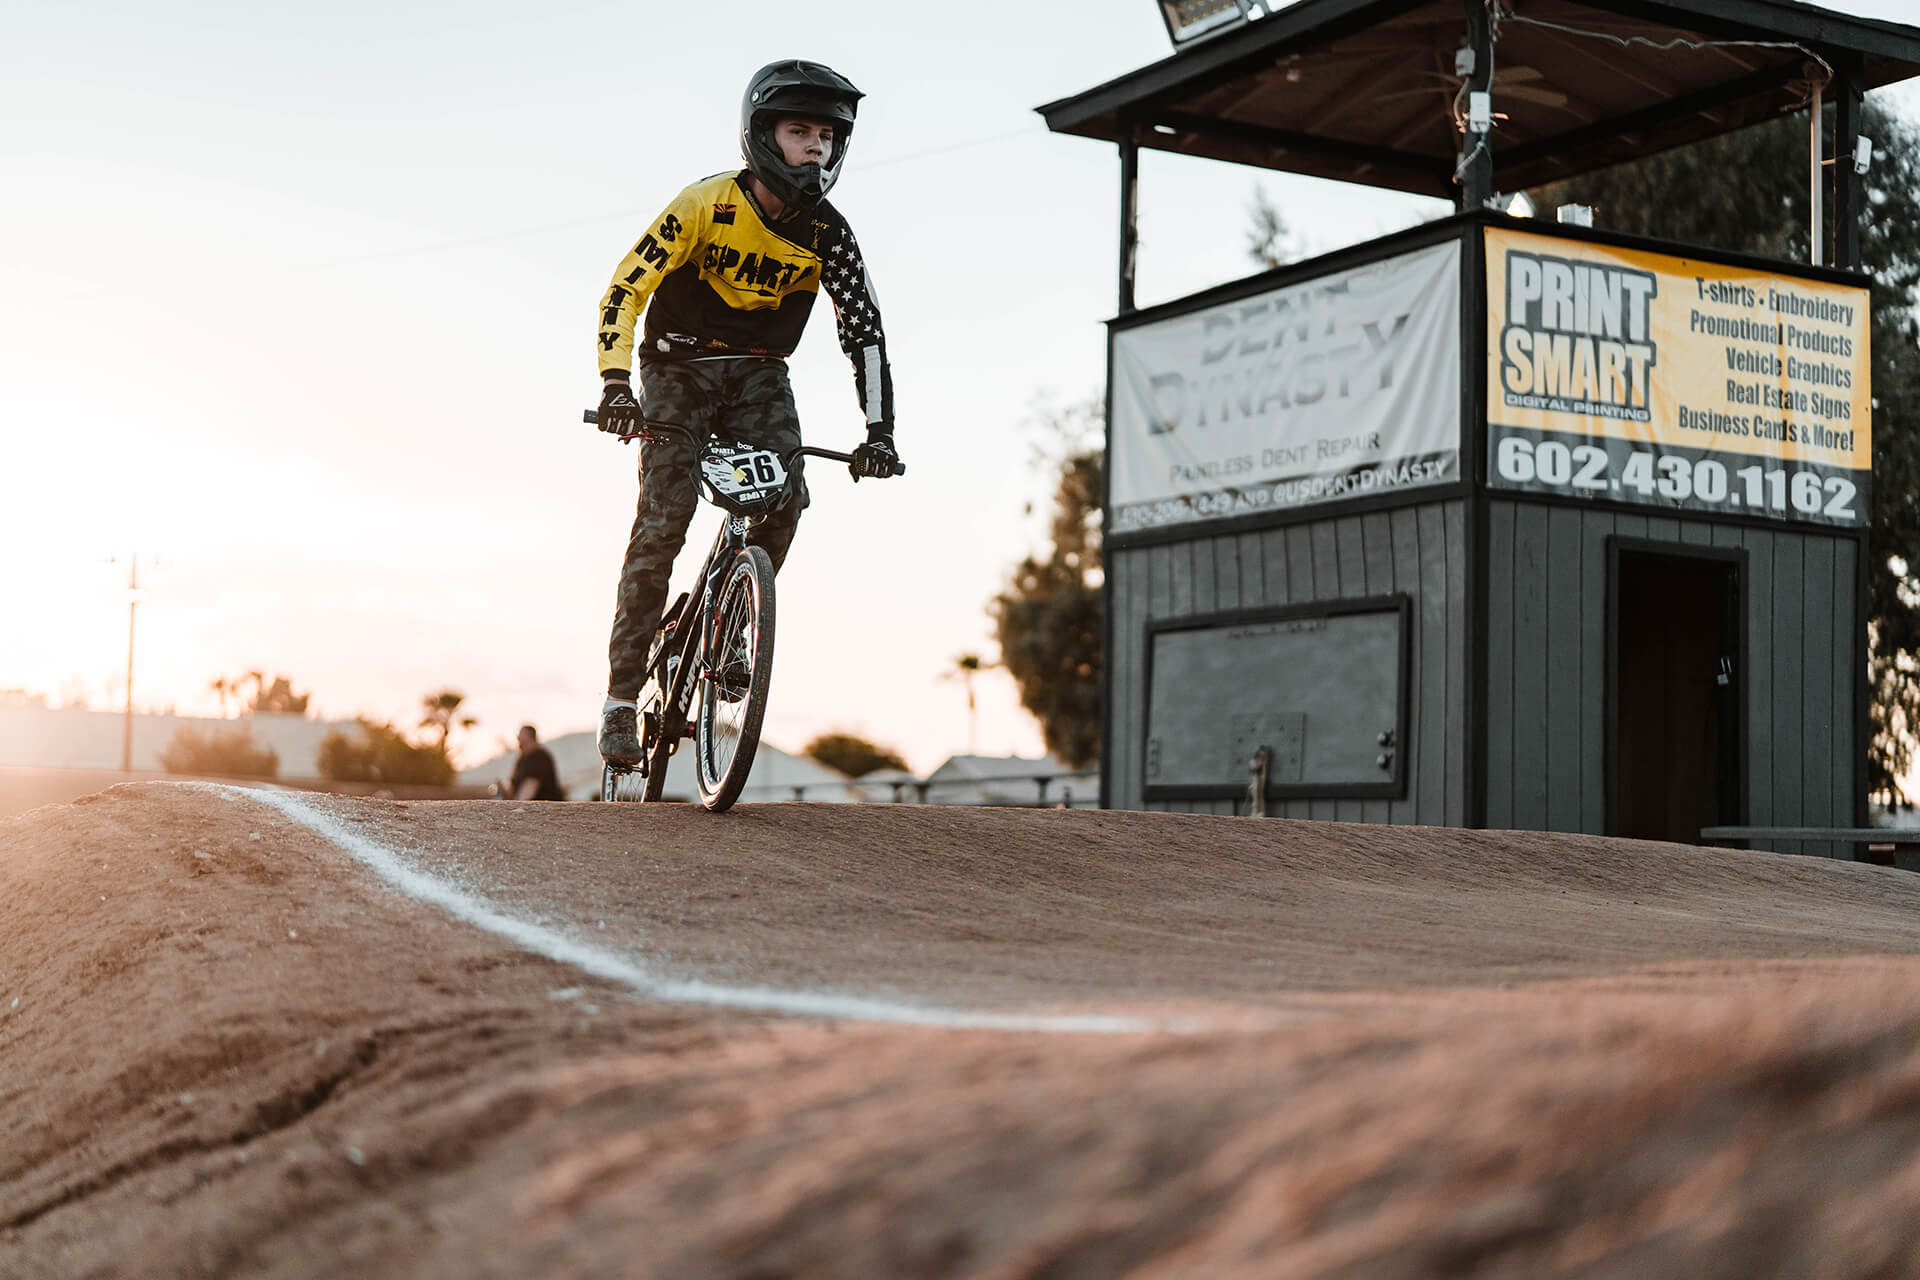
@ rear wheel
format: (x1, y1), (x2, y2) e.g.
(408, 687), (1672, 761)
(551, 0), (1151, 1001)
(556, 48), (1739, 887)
(639, 695), (673, 802)
(694, 546), (776, 812)
(602, 762), (642, 802)
(635, 599), (690, 803)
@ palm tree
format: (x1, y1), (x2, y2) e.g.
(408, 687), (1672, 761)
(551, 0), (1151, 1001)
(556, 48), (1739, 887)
(419, 688), (477, 752)
(942, 653), (986, 755)
(208, 675), (233, 718)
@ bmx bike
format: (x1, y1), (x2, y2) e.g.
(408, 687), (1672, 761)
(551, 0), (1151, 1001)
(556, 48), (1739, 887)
(583, 408), (904, 812)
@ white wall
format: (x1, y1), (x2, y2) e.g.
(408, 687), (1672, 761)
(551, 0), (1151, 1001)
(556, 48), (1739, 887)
(0, 701), (355, 777)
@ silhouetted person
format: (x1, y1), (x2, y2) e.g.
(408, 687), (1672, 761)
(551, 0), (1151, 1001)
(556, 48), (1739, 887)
(505, 725), (566, 801)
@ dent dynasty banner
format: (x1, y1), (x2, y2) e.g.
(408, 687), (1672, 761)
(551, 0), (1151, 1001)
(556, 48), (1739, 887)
(1109, 240), (1461, 535)
(1486, 227), (1871, 528)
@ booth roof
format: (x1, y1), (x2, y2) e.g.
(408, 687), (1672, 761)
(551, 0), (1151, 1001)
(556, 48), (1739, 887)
(1038, 0), (1920, 199)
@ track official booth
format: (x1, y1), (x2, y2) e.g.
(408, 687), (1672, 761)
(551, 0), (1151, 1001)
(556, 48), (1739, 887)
(1040, 0), (1920, 853)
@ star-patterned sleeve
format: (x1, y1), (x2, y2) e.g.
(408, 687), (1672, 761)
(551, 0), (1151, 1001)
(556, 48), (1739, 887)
(819, 213), (894, 428)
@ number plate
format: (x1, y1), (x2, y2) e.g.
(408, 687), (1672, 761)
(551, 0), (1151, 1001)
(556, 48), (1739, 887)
(698, 444), (788, 501)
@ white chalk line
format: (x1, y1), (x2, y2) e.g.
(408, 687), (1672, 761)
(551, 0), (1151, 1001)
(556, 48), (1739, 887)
(196, 784), (1173, 1035)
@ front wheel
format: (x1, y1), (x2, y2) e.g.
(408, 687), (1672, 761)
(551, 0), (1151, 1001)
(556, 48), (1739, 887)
(694, 546), (776, 812)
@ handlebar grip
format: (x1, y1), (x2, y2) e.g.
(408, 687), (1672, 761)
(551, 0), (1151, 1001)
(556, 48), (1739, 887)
(892, 461), (907, 476)
(583, 409), (599, 424)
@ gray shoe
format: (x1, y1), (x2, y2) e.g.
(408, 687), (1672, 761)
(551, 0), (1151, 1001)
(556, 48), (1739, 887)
(599, 703), (642, 765)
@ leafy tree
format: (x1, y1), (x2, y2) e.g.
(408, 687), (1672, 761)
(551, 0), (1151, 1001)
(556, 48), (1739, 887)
(804, 732), (910, 778)
(419, 688), (477, 752)
(1530, 102), (1920, 801)
(991, 398), (1105, 769)
(217, 670), (311, 715)
(317, 719), (456, 787)
(248, 674), (310, 715)
(159, 726), (279, 778)
(1246, 184), (1301, 269)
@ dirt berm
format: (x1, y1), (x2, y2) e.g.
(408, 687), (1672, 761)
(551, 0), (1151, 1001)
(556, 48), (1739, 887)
(8, 783), (1920, 1278)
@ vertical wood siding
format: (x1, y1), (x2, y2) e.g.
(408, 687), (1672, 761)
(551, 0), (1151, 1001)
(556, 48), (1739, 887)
(1108, 499), (1467, 821)
(1484, 501), (1857, 849)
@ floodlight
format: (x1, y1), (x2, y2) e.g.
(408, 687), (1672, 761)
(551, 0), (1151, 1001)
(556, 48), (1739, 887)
(1160, 0), (1270, 47)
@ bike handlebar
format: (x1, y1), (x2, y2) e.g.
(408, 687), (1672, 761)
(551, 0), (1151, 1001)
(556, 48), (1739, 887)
(582, 409), (906, 476)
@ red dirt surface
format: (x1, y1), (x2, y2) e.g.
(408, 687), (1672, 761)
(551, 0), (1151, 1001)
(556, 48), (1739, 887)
(8, 782), (1920, 1277)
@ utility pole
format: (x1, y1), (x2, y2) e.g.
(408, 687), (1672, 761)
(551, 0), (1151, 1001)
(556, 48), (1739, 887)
(1458, 0), (1495, 212)
(122, 554), (139, 773)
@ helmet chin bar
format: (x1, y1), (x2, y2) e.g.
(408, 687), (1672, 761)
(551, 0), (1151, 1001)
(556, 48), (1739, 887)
(794, 164), (825, 203)
(746, 132), (843, 211)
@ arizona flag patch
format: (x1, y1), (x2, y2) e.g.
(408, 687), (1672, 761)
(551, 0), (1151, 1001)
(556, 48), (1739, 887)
(712, 203), (736, 224)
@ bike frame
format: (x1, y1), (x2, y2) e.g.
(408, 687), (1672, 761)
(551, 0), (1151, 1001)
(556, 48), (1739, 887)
(581, 405), (901, 793)
(615, 418), (883, 772)
(644, 507), (752, 755)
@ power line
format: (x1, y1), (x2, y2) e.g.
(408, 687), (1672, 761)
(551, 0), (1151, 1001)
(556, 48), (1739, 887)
(48, 124), (1050, 294)
(861, 125), (1043, 169)
(1489, 0), (1834, 88)
(302, 125), (1046, 266)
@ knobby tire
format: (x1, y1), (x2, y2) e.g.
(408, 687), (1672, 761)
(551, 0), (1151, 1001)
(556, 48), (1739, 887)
(640, 690), (673, 802)
(694, 546), (776, 812)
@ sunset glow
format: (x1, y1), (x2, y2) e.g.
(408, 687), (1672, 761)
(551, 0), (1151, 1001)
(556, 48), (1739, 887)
(8, 0), (1918, 773)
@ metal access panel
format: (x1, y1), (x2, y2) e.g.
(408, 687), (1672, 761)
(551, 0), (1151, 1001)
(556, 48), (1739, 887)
(1144, 595), (1410, 802)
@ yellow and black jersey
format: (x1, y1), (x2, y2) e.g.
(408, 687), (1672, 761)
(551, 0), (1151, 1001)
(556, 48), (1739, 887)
(596, 170), (893, 425)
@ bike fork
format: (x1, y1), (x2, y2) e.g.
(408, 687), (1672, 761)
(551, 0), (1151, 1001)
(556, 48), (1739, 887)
(697, 518), (752, 679)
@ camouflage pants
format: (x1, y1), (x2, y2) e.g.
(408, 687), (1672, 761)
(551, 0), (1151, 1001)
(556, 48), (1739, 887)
(606, 358), (808, 699)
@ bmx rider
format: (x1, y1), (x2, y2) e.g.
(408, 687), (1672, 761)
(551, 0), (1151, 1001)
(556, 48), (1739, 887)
(591, 59), (899, 765)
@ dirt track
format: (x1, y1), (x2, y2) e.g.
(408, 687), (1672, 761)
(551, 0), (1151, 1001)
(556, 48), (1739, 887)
(8, 783), (1920, 1277)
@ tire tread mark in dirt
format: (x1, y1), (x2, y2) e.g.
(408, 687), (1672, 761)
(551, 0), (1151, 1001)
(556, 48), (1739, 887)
(0, 1036), (380, 1232)
(1318, 1020), (1920, 1279)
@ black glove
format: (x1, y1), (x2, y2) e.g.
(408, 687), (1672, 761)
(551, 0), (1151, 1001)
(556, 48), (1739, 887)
(849, 426), (899, 481)
(597, 379), (643, 435)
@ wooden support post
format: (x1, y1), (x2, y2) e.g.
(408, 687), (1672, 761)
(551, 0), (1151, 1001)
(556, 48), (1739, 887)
(1810, 76), (1824, 267)
(1834, 53), (1866, 272)
(1118, 119), (1139, 314)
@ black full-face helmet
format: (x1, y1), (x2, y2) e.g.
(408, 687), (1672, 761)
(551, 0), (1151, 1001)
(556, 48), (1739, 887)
(740, 60), (863, 212)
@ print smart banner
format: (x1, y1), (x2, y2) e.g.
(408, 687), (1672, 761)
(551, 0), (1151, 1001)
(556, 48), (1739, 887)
(1108, 240), (1462, 535)
(1485, 226), (1872, 528)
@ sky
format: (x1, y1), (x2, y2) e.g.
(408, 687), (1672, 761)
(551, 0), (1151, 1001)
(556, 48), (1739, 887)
(5, 0), (1919, 773)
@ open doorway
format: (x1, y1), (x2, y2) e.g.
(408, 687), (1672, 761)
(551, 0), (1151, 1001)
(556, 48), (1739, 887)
(1609, 543), (1745, 844)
